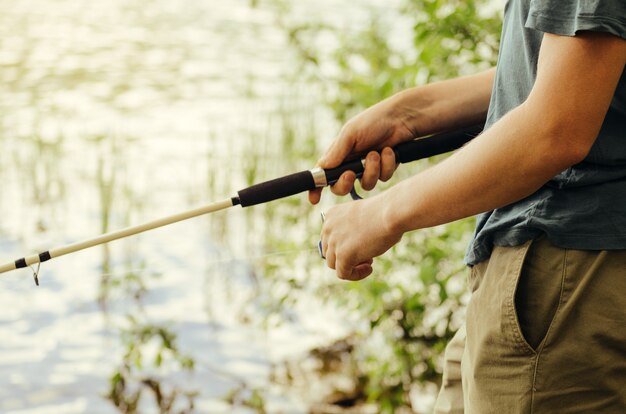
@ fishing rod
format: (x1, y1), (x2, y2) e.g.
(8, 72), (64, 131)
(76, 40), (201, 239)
(0, 124), (482, 283)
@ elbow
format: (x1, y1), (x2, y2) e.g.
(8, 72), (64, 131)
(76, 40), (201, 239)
(521, 102), (597, 168)
(564, 141), (593, 165)
(549, 128), (597, 169)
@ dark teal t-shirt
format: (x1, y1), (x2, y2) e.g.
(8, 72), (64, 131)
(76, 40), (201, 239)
(465, 0), (626, 265)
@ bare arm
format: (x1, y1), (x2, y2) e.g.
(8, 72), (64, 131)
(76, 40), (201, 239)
(309, 69), (495, 203)
(384, 32), (626, 233)
(321, 31), (626, 280)
(384, 67), (495, 137)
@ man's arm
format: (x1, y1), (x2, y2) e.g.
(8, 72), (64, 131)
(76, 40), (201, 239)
(385, 32), (626, 232)
(310, 69), (495, 203)
(321, 32), (626, 280)
(384, 67), (495, 137)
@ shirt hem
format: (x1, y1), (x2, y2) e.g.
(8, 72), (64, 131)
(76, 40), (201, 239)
(465, 230), (626, 266)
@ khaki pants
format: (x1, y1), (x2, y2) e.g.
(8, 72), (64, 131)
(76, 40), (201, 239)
(434, 237), (626, 413)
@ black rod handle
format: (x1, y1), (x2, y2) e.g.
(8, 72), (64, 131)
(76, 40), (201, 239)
(324, 158), (365, 185)
(323, 124), (483, 185)
(237, 170), (316, 207)
(235, 124), (483, 207)
(393, 124), (482, 164)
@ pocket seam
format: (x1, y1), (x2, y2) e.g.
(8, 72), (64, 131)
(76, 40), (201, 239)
(510, 241), (568, 357)
(530, 249), (568, 412)
(535, 248), (567, 354)
(506, 241), (537, 356)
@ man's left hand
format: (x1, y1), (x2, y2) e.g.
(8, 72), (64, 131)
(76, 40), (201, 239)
(320, 195), (402, 281)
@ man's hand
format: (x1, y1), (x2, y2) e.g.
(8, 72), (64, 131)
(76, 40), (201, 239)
(308, 101), (410, 205)
(320, 195), (402, 280)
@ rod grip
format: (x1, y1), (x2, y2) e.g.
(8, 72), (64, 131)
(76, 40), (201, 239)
(235, 125), (482, 208)
(322, 124), (482, 185)
(394, 125), (483, 164)
(324, 159), (365, 185)
(237, 170), (316, 207)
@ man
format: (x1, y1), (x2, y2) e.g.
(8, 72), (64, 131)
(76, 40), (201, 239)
(311, 0), (626, 412)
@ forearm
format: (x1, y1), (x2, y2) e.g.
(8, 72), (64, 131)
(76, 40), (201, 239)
(386, 68), (495, 137)
(381, 100), (585, 234)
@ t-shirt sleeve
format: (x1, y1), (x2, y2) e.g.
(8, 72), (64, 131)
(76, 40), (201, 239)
(526, 0), (626, 40)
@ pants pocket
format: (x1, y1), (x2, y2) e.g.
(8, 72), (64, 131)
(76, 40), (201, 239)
(513, 237), (565, 351)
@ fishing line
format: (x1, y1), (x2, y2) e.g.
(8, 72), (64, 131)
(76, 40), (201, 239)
(28, 262), (41, 286)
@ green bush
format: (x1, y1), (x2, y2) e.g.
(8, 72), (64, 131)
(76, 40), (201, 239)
(279, 0), (501, 122)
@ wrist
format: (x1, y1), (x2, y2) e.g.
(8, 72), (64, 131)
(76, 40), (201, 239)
(385, 88), (433, 137)
(377, 191), (408, 239)
(379, 177), (430, 236)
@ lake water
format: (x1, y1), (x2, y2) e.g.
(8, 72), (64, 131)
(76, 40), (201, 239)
(0, 0), (408, 413)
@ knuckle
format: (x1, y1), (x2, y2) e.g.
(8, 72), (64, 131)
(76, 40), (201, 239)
(341, 119), (355, 133)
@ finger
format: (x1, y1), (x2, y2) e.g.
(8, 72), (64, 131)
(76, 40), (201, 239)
(380, 147), (398, 182)
(336, 260), (372, 281)
(308, 188), (322, 205)
(336, 258), (354, 280)
(360, 151), (381, 191)
(325, 245), (336, 270)
(330, 171), (356, 196)
(320, 231), (337, 270)
(351, 263), (374, 280)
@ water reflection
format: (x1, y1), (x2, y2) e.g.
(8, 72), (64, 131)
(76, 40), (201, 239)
(0, 0), (373, 412)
